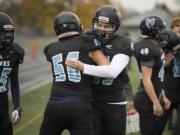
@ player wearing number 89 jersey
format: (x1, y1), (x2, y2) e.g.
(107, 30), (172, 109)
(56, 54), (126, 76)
(39, 12), (109, 135)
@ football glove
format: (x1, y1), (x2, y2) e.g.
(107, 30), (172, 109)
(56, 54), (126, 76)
(11, 108), (21, 124)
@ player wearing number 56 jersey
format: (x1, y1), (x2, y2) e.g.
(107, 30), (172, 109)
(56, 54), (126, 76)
(0, 12), (24, 135)
(39, 12), (109, 135)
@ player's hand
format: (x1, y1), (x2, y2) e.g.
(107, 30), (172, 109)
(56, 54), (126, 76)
(65, 60), (84, 71)
(11, 109), (21, 124)
(160, 89), (171, 110)
(162, 96), (171, 110)
(153, 102), (163, 117)
(164, 52), (174, 66)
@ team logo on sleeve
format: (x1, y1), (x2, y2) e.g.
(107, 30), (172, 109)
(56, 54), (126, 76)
(94, 39), (101, 46)
(140, 48), (149, 55)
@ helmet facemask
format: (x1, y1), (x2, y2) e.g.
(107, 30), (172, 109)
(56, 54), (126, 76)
(155, 24), (167, 41)
(0, 12), (15, 49)
(93, 18), (115, 42)
(0, 29), (14, 49)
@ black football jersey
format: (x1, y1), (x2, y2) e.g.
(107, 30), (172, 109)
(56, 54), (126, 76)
(134, 38), (163, 94)
(0, 43), (24, 94)
(44, 34), (101, 99)
(92, 35), (133, 103)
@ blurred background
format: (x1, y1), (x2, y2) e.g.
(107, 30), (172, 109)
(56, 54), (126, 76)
(1, 0), (179, 135)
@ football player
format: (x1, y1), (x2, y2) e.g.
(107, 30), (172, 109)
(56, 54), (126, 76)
(0, 12), (24, 135)
(158, 16), (180, 135)
(66, 5), (133, 135)
(39, 12), (109, 135)
(133, 16), (171, 135)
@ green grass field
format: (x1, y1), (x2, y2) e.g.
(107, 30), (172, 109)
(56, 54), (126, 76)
(12, 58), (173, 135)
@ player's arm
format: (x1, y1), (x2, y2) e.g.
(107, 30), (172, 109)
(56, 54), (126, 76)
(10, 43), (24, 124)
(88, 49), (109, 65)
(66, 53), (130, 79)
(141, 64), (163, 116)
(84, 53), (129, 78)
(10, 62), (21, 124)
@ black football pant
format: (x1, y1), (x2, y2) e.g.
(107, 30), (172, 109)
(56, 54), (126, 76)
(39, 102), (94, 135)
(92, 102), (126, 135)
(0, 94), (13, 135)
(134, 90), (161, 135)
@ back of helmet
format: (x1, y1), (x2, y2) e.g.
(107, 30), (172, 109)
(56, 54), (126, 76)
(54, 12), (83, 39)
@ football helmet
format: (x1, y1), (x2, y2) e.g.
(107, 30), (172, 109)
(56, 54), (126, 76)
(54, 12), (83, 38)
(92, 5), (121, 36)
(161, 30), (179, 48)
(140, 16), (166, 40)
(0, 12), (15, 48)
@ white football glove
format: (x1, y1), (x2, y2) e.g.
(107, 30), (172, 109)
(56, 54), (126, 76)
(11, 109), (21, 124)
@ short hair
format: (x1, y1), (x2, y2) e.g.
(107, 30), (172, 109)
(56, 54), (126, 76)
(171, 16), (180, 28)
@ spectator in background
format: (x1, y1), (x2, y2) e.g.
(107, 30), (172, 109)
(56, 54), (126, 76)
(0, 12), (24, 135)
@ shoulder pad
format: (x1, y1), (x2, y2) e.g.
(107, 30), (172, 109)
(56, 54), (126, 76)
(43, 42), (57, 62)
(80, 32), (101, 48)
(44, 44), (49, 56)
(112, 35), (133, 56)
(12, 43), (25, 63)
(134, 39), (161, 61)
(81, 30), (99, 42)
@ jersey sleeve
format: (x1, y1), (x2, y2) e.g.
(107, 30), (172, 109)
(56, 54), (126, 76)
(12, 43), (25, 64)
(44, 45), (49, 61)
(10, 63), (20, 109)
(44, 44), (52, 62)
(80, 31), (102, 52)
(134, 40), (159, 67)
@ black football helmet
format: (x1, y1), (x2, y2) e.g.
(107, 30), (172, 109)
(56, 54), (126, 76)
(92, 5), (121, 35)
(140, 16), (166, 40)
(0, 12), (15, 48)
(54, 12), (82, 38)
(161, 29), (179, 49)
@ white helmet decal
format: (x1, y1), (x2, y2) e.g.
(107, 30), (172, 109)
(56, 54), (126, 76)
(145, 18), (155, 28)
